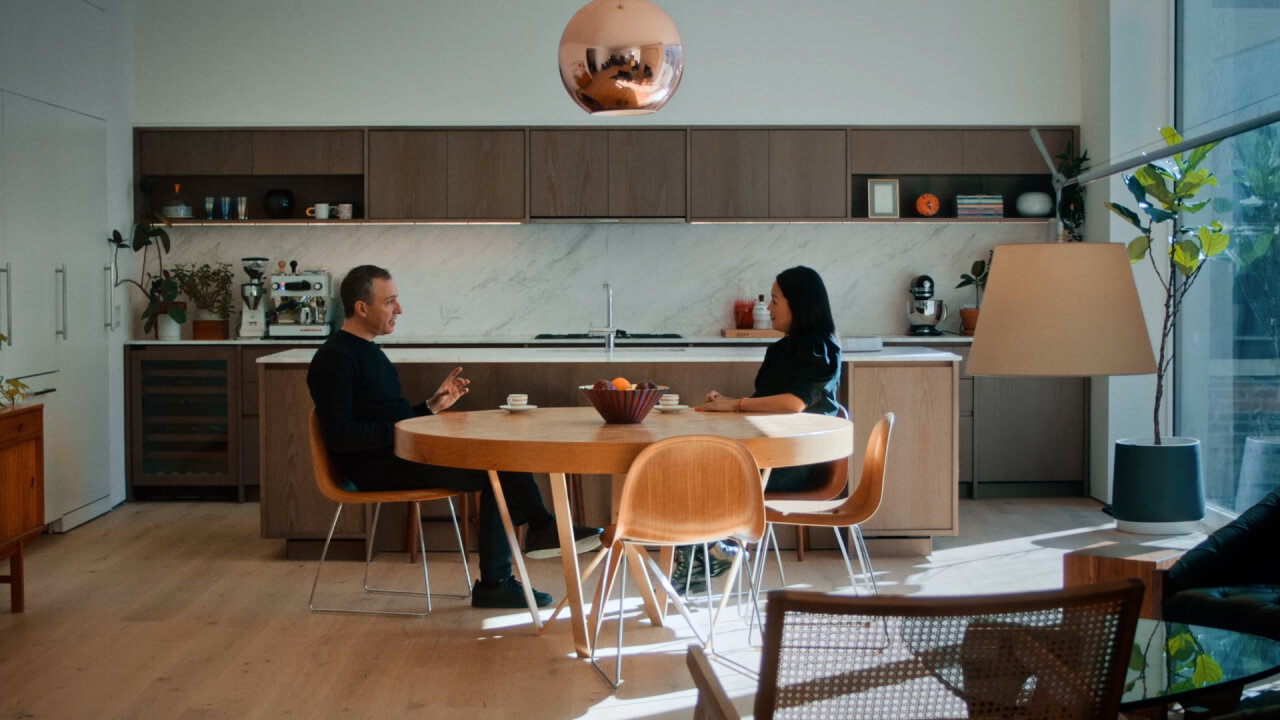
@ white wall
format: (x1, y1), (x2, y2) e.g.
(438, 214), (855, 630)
(135, 0), (1082, 127)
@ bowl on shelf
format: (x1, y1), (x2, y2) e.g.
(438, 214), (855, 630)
(579, 385), (667, 424)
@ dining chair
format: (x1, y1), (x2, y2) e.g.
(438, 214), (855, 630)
(688, 579), (1145, 719)
(755, 412), (894, 596)
(308, 411), (471, 616)
(764, 405), (851, 564)
(590, 434), (766, 689)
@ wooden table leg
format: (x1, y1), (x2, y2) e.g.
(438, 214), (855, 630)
(7, 544), (24, 613)
(549, 471), (590, 657)
(488, 470), (543, 634)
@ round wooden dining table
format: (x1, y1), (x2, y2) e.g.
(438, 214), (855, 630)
(395, 405), (853, 658)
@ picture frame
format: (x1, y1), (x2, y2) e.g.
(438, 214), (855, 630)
(868, 178), (900, 218)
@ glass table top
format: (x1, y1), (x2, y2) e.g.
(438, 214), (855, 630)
(1121, 619), (1280, 709)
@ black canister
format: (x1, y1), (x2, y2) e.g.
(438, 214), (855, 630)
(263, 189), (295, 219)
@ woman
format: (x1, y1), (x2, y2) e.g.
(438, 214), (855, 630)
(701, 265), (842, 493)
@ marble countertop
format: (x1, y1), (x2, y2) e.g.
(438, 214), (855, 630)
(257, 345), (960, 365)
(129, 334), (972, 348)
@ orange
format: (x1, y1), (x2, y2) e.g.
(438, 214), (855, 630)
(610, 376), (632, 390)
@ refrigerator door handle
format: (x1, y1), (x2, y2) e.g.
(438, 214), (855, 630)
(0, 262), (10, 347)
(104, 264), (113, 329)
(55, 264), (67, 339)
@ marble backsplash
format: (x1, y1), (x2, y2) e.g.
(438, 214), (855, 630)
(149, 221), (1053, 338)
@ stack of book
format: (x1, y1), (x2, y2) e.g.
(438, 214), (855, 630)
(956, 195), (1004, 218)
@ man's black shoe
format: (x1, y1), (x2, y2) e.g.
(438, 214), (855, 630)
(471, 577), (552, 609)
(525, 522), (604, 559)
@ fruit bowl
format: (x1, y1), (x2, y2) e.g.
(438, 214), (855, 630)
(579, 385), (667, 424)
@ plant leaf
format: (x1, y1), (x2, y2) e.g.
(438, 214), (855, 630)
(1143, 205), (1178, 224)
(1185, 140), (1219, 172)
(1127, 235), (1151, 262)
(1135, 165), (1175, 206)
(111, 229), (124, 246)
(1160, 126), (1183, 146)
(1167, 632), (1195, 661)
(1129, 643), (1145, 671)
(1192, 654), (1224, 686)
(1173, 239), (1200, 275)
(1107, 202), (1145, 230)
(1198, 224), (1229, 257)
(1123, 174), (1149, 207)
(167, 304), (187, 324)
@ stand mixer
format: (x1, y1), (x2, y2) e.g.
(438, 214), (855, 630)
(237, 257), (269, 339)
(907, 274), (948, 336)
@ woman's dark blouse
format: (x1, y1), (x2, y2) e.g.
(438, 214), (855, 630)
(753, 331), (842, 492)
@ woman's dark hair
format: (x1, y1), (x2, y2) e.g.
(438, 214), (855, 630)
(340, 264), (392, 316)
(775, 265), (836, 338)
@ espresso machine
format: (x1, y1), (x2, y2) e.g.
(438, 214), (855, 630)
(907, 274), (947, 336)
(268, 262), (333, 337)
(237, 257), (269, 339)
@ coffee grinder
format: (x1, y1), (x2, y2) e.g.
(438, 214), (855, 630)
(907, 274), (948, 336)
(238, 257), (269, 339)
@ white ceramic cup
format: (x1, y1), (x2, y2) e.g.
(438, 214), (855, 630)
(334, 203), (354, 220)
(507, 394), (528, 407)
(306, 203), (331, 219)
(659, 393), (679, 406)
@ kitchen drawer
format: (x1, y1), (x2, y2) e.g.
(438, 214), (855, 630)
(0, 410), (42, 445)
(959, 377), (973, 415)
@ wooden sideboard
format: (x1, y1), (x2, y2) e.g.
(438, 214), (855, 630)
(1, 404), (45, 613)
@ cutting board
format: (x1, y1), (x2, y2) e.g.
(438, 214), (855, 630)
(721, 328), (783, 338)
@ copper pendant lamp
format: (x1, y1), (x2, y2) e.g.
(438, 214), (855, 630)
(557, 0), (683, 116)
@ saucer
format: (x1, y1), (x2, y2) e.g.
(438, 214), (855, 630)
(655, 404), (689, 413)
(500, 404), (537, 413)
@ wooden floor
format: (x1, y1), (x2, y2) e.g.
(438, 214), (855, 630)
(0, 498), (1205, 719)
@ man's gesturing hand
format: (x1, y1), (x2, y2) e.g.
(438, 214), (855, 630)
(427, 366), (470, 414)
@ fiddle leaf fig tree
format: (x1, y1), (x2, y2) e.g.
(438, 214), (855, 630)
(108, 218), (186, 333)
(1105, 126), (1229, 444)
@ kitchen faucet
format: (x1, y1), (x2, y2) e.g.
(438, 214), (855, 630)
(589, 282), (616, 353)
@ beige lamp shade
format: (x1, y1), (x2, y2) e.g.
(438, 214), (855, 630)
(966, 243), (1156, 377)
(557, 0), (683, 116)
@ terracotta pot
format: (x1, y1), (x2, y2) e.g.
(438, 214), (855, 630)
(958, 307), (980, 336)
(192, 319), (228, 340)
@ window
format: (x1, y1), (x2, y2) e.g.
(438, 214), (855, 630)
(1175, 2), (1280, 515)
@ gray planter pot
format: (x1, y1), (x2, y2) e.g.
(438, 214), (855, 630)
(1112, 437), (1204, 534)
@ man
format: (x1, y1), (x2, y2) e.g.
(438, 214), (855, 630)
(307, 265), (601, 609)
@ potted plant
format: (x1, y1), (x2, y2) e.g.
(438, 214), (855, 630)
(170, 261), (235, 340)
(955, 251), (990, 336)
(108, 218), (186, 339)
(1104, 126), (1230, 532)
(1057, 141), (1090, 242)
(0, 331), (29, 409)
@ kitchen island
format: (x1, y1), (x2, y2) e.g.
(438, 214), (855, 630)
(257, 345), (959, 556)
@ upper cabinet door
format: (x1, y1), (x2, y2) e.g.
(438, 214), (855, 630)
(529, 130), (609, 217)
(689, 129), (769, 219)
(138, 130), (253, 175)
(769, 130), (847, 218)
(608, 130), (686, 217)
(849, 129), (963, 174)
(367, 130), (447, 219)
(251, 130), (364, 175)
(962, 129), (1072, 174)
(446, 130), (525, 219)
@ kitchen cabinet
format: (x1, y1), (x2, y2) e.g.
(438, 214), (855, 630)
(0, 404), (44, 613)
(849, 127), (1075, 220)
(367, 129), (524, 220)
(127, 345), (241, 499)
(529, 129), (685, 218)
(690, 129), (846, 219)
(973, 375), (1087, 497)
(135, 128), (366, 221)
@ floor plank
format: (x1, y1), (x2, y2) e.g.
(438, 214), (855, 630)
(0, 498), (1204, 719)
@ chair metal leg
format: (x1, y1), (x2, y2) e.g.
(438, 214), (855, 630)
(831, 524), (860, 592)
(309, 502), (431, 617)
(850, 524), (879, 597)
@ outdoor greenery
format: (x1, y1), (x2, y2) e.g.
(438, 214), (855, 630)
(108, 218), (184, 333)
(1105, 126), (1230, 444)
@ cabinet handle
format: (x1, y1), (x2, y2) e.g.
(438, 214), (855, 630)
(0, 262), (9, 348)
(104, 264), (113, 329)
(55, 264), (68, 339)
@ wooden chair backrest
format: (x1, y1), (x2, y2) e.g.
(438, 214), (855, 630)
(309, 411), (350, 504)
(754, 579), (1144, 720)
(615, 434), (765, 546)
(839, 412), (895, 522)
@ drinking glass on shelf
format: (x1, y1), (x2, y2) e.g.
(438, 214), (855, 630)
(219, 196), (231, 220)
(236, 196), (248, 220)
(204, 196), (215, 220)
